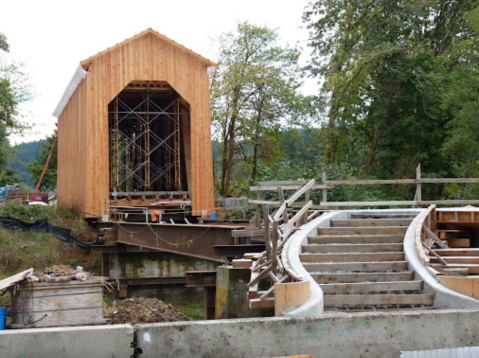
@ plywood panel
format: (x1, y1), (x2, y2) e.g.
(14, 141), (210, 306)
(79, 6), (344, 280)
(59, 30), (216, 216)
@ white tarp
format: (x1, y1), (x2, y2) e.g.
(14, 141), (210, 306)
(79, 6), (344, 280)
(52, 64), (87, 118)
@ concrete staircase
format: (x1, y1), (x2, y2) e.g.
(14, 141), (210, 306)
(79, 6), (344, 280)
(300, 215), (435, 310)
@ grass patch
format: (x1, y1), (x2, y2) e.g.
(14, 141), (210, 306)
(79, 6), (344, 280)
(0, 202), (101, 279)
(165, 300), (205, 320)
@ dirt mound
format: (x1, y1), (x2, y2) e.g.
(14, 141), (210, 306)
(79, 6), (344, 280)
(107, 297), (192, 325)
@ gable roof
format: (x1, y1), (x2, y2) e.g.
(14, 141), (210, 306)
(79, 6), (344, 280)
(80, 28), (218, 69)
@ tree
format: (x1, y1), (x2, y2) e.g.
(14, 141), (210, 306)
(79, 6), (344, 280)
(28, 135), (57, 191)
(303, 0), (478, 180)
(211, 22), (310, 195)
(440, 7), (479, 198)
(0, 32), (31, 184)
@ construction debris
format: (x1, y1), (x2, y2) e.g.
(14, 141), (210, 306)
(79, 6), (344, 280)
(107, 297), (191, 325)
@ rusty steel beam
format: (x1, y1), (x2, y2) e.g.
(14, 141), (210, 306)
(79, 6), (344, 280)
(116, 223), (235, 262)
(91, 244), (158, 254)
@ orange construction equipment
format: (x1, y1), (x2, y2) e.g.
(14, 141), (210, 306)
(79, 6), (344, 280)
(35, 136), (57, 192)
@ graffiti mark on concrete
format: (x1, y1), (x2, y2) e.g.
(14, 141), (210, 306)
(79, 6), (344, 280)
(301, 321), (370, 339)
(0, 341), (28, 357)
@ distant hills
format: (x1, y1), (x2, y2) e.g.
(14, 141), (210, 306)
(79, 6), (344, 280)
(8, 140), (46, 187)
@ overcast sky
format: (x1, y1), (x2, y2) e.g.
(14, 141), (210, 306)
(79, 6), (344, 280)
(2, 0), (318, 144)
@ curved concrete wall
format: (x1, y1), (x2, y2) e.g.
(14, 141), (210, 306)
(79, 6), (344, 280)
(280, 211), (338, 316)
(404, 214), (479, 309)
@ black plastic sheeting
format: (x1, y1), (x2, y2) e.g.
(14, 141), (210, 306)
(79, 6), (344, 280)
(0, 214), (99, 248)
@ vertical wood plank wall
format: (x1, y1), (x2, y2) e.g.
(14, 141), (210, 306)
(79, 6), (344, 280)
(57, 78), (88, 211)
(58, 32), (215, 217)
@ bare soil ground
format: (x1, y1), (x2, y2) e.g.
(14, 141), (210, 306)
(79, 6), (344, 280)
(106, 297), (192, 325)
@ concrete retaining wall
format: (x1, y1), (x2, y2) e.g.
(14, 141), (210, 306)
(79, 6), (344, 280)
(2, 309), (479, 357)
(0, 324), (134, 358)
(136, 309), (479, 358)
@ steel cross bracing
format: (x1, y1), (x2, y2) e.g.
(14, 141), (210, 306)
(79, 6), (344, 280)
(109, 93), (183, 192)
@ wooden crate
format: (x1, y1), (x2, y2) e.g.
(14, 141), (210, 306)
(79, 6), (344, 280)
(6, 189), (29, 204)
(9, 279), (106, 328)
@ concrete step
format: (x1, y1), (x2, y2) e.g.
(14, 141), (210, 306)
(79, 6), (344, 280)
(303, 261), (408, 273)
(317, 226), (408, 236)
(300, 252), (405, 263)
(312, 271), (415, 283)
(330, 219), (413, 227)
(308, 235), (404, 244)
(319, 280), (423, 294)
(324, 293), (434, 308)
(302, 243), (403, 253)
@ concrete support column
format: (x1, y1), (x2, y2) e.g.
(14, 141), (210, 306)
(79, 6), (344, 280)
(215, 265), (273, 319)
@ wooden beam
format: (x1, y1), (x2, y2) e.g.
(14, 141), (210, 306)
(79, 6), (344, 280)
(286, 180), (315, 206)
(263, 204), (271, 260)
(232, 259), (252, 268)
(272, 221), (278, 275)
(249, 297), (275, 309)
(422, 242), (448, 265)
(248, 265), (272, 287)
(322, 200), (479, 207)
(415, 164), (422, 208)
(282, 201), (313, 234)
(277, 187), (289, 224)
(327, 179), (416, 185)
(432, 267), (468, 276)
(0, 268), (33, 291)
(423, 224), (448, 249)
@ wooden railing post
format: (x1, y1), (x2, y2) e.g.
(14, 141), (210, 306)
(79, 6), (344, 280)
(303, 189), (310, 225)
(263, 203), (271, 261)
(416, 164), (422, 208)
(255, 191), (261, 228)
(272, 221), (278, 275)
(277, 187), (289, 224)
(322, 172), (328, 205)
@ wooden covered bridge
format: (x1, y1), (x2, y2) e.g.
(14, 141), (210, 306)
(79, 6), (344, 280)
(53, 28), (218, 218)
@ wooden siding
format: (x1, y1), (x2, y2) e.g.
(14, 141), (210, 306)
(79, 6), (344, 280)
(58, 31), (215, 217)
(57, 77), (88, 211)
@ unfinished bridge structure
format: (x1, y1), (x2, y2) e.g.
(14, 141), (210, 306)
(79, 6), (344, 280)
(54, 28), (217, 218)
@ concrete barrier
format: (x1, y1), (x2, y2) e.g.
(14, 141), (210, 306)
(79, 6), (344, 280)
(0, 324), (134, 358)
(136, 309), (479, 358)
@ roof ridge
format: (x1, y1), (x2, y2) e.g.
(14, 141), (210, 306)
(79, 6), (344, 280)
(80, 28), (218, 69)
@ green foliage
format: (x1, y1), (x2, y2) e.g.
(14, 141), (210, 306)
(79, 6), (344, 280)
(27, 135), (57, 191)
(0, 33), (8, 52)
(303, 0), (478, 184)
(0, 167), (20, 186)
(441, 7), (479, 181)
(211, 22), (312, 195)
(0, 32), (32, 188)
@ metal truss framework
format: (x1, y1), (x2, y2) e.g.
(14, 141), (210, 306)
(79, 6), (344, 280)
(108, 90), (185, 193)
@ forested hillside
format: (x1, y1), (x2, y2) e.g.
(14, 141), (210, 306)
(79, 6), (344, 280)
(8, 140), (45, 187)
